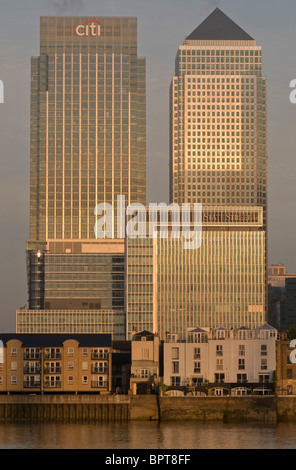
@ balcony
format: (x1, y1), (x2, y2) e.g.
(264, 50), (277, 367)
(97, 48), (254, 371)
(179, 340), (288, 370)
(91, 381), (109, 389)
(23, 381), (40, 389)
(91, 353), (109, 360)
(24, 366), (41, 374)
(44, 381), (61, 388)
(91, 366), (109, 374)
(23, 353), (40, 360)
(44, 367), (62, 374)
(44, 353), (61, 360)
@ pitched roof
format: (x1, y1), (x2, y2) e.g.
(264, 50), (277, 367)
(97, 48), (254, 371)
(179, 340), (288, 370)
(255, 323), (276, 331)
(186, 8), (254, 41)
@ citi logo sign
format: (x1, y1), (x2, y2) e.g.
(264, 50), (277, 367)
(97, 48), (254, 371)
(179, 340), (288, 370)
(75, 19), (101, 37)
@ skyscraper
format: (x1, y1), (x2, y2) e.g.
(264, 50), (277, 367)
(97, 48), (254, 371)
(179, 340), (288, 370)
(169, 8), (267, 227)
(126, 9), (268, 339)
(20, 17), (146, 339)
(30, 16), (146, 242)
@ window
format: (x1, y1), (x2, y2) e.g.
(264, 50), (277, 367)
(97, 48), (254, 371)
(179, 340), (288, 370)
(0, 376), (2, 384)
(287, 369), (293, 380)
(172, 362), (179, 374)
(238, 358), (245, 370)
(142, 349), (149, 359)
(237, 374), (248, 383)
(239, 345), (245, 356)
(194, 362), (201, 374)
(216, 359), (223, 370)
(82, 362), (88, 371)
(68, 376), (74, 385)
(68, 348), (74, 357)
(82, 376), (88, 384)
(261, 345), (267, 356)
(259, 374), (270, 383)
(140, 369), (149, 378)
(82, 348), (88, 357)
(171, 376), (181, 387)
(215, 373), (225, 383)
(68, 362), (74, 370)
(11, 362), (17, 371)
(11, 348), (17, 357)
(172, 348), (179, 360)
(216, 345), (223, 356)
(261, 359), (267, 370)
(11, 376), (17, 385)
(194, 348), (200, 359)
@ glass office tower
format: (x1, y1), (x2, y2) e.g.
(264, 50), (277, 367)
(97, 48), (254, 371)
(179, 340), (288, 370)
(169, 9), (267, 228)
(126, 9), (267, 339)
(30, 16), (146, 242)
(22, 17), (146, 338)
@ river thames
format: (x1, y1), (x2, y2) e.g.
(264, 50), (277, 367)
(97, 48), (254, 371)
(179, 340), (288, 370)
(0, 421), (295, 449)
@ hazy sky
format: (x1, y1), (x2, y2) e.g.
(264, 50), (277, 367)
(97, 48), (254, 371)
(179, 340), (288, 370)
(0, 0), (295, 331)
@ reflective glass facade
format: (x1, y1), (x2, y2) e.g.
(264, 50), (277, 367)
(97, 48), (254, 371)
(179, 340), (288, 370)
(126, 207), (266, 340)
(16, 310), (125, 340)
(169, 38), (267, 227)
(30, 16), (146, 242)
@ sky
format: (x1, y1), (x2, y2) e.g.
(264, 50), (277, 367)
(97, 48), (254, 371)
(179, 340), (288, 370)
(0, 0), (296, 331)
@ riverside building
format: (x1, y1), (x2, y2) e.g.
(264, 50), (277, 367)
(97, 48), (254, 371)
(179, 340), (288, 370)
(163, 323), (277, 396)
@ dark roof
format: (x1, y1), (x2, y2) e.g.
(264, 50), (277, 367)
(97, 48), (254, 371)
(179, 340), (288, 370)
(133, 330), (154, 337)
(0, 333), (112, 348)
(113, 340), (131, 352)
(186, 8), (254, 41)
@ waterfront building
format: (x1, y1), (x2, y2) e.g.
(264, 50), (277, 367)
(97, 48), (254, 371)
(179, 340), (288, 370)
(0, 334), (112, 394)
(23, 16), (146, 335)
(130, 331), (160, 394)
(163, 323), (277, 396)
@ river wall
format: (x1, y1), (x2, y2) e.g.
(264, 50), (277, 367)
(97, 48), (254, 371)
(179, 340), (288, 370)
(0, 394), (295, 422)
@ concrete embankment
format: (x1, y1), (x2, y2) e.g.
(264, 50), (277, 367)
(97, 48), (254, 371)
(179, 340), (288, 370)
(0, 394), (295, 422)
(159, 396), (277, 423)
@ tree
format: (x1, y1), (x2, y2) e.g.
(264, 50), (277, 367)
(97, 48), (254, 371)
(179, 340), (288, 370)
(287, 326), (296, 340)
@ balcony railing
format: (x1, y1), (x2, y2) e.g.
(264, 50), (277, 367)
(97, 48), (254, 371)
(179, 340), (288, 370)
(23, 353), (40, 360)
(44, 367), (62, 374)
(44, 381), (61, 388)
(91, 366), (109, 374)
(44, 353), (61, 360)
(24, 366), (41, 374)
(91, 353), (109, 360)
(23, 381), (40, 388)
(91, 381), (109, 389)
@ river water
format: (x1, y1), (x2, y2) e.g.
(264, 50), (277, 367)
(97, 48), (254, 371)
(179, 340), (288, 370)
(0, 421), (295, 449)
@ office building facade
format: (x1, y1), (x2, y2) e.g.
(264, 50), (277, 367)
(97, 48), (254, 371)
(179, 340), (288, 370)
(126, 206), (266, 340)
(169, 8), (267, 226)
(24, 17), (146, 336)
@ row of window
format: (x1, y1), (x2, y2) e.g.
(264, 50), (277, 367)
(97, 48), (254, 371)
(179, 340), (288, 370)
(170, 373), (270, 386)
(9, 347), (109, 358)
(5, 375), (107, 386)
(171, 344), (268, 360)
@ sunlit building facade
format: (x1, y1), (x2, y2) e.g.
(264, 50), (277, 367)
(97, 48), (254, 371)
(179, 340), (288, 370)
(126, 206), (266, 340)
(24, 16), (146, 335)
(169, 8), (267, 228)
